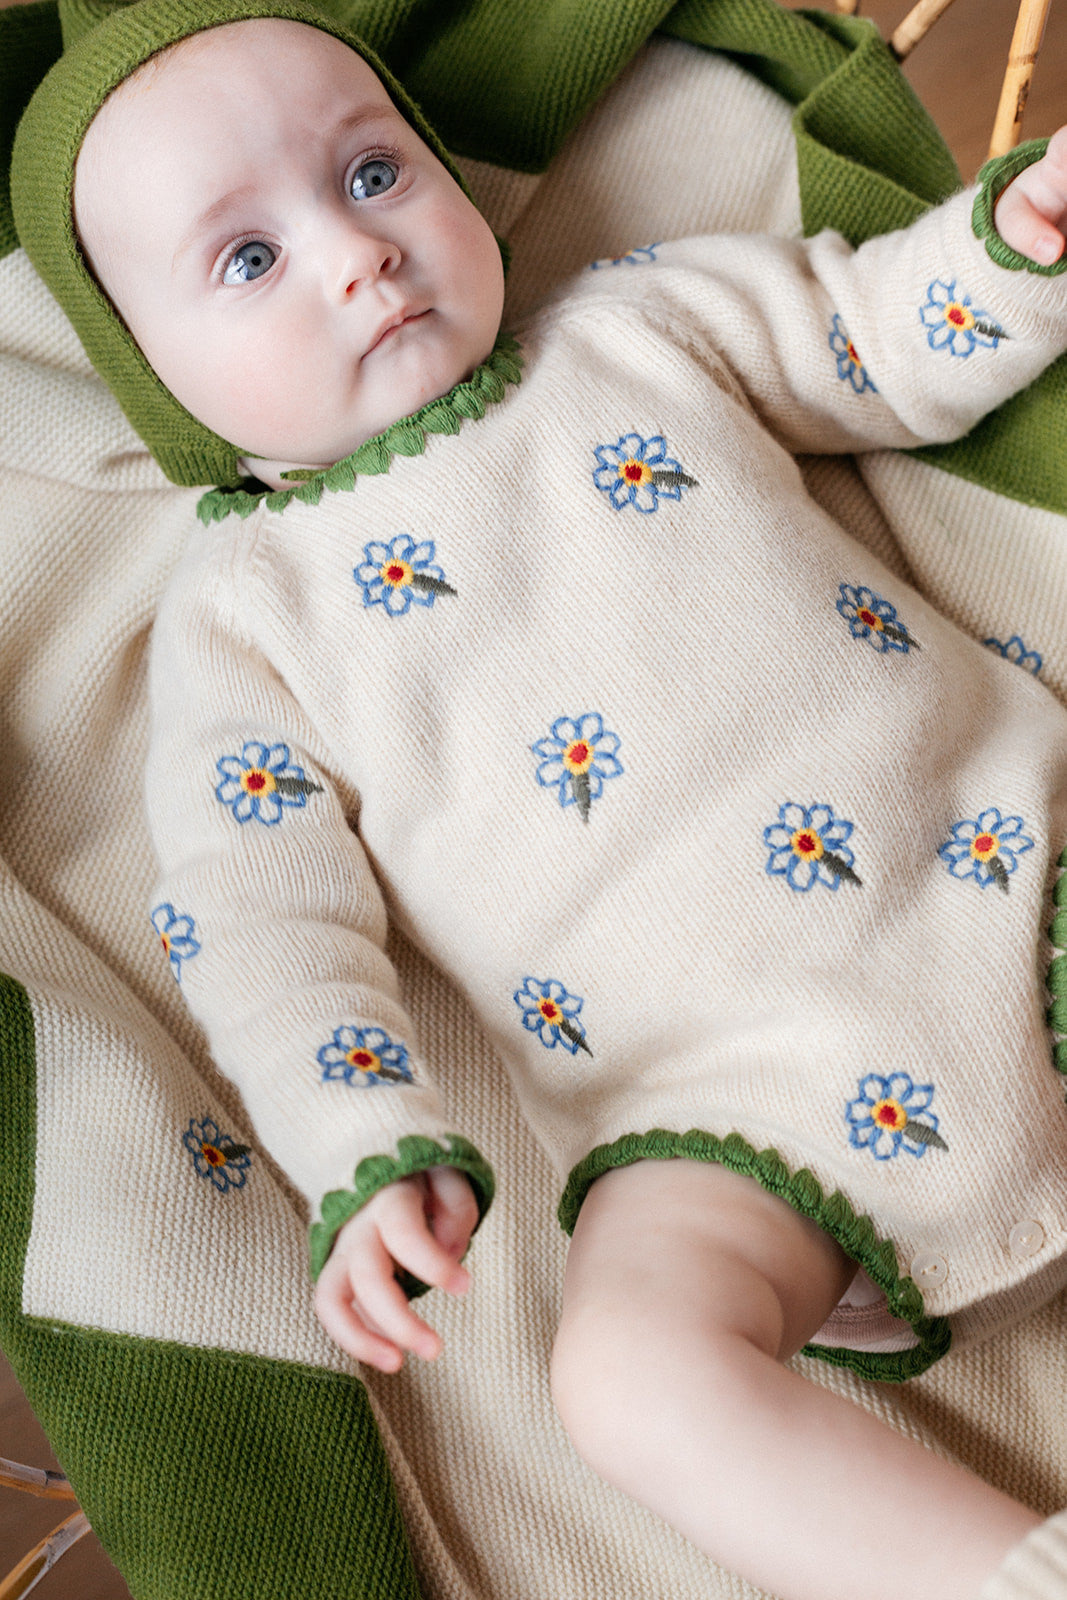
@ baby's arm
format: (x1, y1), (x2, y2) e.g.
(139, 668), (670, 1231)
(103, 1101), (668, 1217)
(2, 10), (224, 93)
(145, 533), (493, 1357)
(581, 129), (1067, 459)
(315, 1168), (478, 1370)
(994, 126), (1067, 264)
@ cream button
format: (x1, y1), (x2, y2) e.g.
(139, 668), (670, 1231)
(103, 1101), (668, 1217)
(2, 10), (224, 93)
(1008, 1220), (1045, 1258)
(910, 1251), (948, 1288)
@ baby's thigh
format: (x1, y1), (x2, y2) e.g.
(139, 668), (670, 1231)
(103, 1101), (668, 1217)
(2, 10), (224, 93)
(556, 1158), (853, 1366)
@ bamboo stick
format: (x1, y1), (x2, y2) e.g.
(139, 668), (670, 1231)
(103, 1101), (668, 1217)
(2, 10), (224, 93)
(0, 1459), (76, 1502)
(890, 0), (962, 60)
(0, 1512), (90, 1600)
(989, 0), (1053, 157)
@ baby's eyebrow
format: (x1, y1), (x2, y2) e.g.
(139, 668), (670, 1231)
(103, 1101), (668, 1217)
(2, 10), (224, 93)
(173, 183), (259, 269)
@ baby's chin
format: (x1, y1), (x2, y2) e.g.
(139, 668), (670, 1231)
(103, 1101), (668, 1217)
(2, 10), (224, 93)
(238, 455), (334, 492)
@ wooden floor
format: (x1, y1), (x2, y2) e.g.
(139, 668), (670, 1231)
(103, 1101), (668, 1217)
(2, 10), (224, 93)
(1, 0), (1065, 1594)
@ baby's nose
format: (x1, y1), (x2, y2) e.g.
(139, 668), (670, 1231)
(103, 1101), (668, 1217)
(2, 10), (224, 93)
(336, 228), (400, 298)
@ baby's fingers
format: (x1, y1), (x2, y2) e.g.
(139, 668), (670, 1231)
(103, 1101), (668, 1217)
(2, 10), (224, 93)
(315, 1232), (443, 1370)
(380, 1188), (472, 1297)
(994, 127), (1067, 263)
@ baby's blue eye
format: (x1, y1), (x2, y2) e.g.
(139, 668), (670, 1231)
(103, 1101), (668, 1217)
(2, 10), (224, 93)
(350, 159), (398, 201)
(222, 241), (276, 285)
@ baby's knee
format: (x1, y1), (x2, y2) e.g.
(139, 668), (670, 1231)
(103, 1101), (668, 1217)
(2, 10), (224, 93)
(549, 1302), (738, 1490)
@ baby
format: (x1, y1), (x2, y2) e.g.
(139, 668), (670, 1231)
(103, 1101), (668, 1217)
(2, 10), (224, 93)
(14, 2), (1067, 1596)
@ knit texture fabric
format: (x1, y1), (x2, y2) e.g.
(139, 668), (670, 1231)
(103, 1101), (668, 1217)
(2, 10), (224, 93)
(5, 14), (1067, 1600)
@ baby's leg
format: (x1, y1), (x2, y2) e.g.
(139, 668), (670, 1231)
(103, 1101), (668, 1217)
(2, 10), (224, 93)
(550, 1159), (1039, 1600)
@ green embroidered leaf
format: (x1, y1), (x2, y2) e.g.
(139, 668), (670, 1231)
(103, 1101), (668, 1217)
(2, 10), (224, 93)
(988, 856), (1010, 892)
(904, 1120), (948, 1151)
(410, 573), (458, 599)
(558, 1017), (592, 1056)
(651, 470), (698, 489)
(573, 772), (591, 822)
(882, 622), (918, 648)
(274, 776), (324, 798)
(973, 320), (1008, 340)
(823, 851), (861, 885)
(219, 1144), (250, 1162)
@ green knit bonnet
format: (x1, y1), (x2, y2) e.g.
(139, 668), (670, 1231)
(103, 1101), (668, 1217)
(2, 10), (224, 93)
(10, 0), (481, 488)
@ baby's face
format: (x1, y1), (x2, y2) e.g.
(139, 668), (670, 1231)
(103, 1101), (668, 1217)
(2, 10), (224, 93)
(74, 19), (506, 485)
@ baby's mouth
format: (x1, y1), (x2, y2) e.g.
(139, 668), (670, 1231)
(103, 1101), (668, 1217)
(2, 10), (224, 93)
(363, 308), (429, 358)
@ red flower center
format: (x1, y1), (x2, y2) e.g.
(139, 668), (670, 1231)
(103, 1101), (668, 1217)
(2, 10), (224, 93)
(858, 609), (880, 628)
(624, 462), (644, 482)
(350, 1050), (375, 1069)
(539, 1001), (560, 1022)
(245, 770), (266, 792)
(947, 306), (966, 326)
(387, 564), (405, 582)
(202, 1143), (224, 1167)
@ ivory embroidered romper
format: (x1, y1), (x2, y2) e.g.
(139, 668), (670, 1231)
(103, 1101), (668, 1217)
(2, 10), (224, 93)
(148, 188), (1067, 1378)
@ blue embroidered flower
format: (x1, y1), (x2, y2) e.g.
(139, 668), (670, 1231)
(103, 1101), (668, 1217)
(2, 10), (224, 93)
(590, 244), (660, 269)
(829, 315), (878, 394)
(318, 1025), (414, 1087)
(151, 903), (200, 982)
(354, 534), (456, 615)
(938, 808), (1033, 892)
(920, 279), (1006, 356)
(514, 977), (591, 1055)
(215, 741), (323, 826)
(532, 713), (623, 821)
(183, 1115), (251, 1193)
(836, 583), (917, 652)
(592, 433), (697, 512)
(845, 1072), (946, 1160)
(984, 634), (1042, 676)
(763, 802), (861, 891)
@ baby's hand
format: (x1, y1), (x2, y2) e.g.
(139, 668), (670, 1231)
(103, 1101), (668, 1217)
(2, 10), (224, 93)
(994, 126), (1067, 264)
(313, 1166), (478, 1371)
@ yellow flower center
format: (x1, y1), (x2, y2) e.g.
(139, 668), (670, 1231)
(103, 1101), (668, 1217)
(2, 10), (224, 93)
(791, 828), (824, 862)
(381, 559), (413, 588)
(346, 1046), (380, 1075)
(970, 832), (999, 861)
(241, 767), (276, 796)
(944, 302), (975, 332)
(618, 458), (652, 487)
(872, 1098), (907, 1132)
(857, 607), (883, 631)
(160, 933), (171, 955)
(563, 739), (596, 775)
(846, 340), (862, 367)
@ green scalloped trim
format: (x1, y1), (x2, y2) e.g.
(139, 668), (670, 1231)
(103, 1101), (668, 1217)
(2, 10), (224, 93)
(1046, 846), (1067, 1076)
(973, 138), (1067, 276)
(309, 1133), (495, 1288)
(558, 1128), (951, 1382)
(197, 335), (523, 524)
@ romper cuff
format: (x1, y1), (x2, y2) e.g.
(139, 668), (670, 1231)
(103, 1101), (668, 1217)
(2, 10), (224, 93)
(973, 138), (1067, 275)
(308, 1133), (495, 1293)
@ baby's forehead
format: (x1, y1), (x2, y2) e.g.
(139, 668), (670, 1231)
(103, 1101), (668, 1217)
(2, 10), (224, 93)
(97, 17), (391, 134)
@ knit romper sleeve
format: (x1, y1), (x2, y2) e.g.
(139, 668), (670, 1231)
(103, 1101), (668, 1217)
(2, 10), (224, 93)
(145, 518), (494, 1279)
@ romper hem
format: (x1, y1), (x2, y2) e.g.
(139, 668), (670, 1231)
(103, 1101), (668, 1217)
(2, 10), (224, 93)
(557, 1127), (952, 1382)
